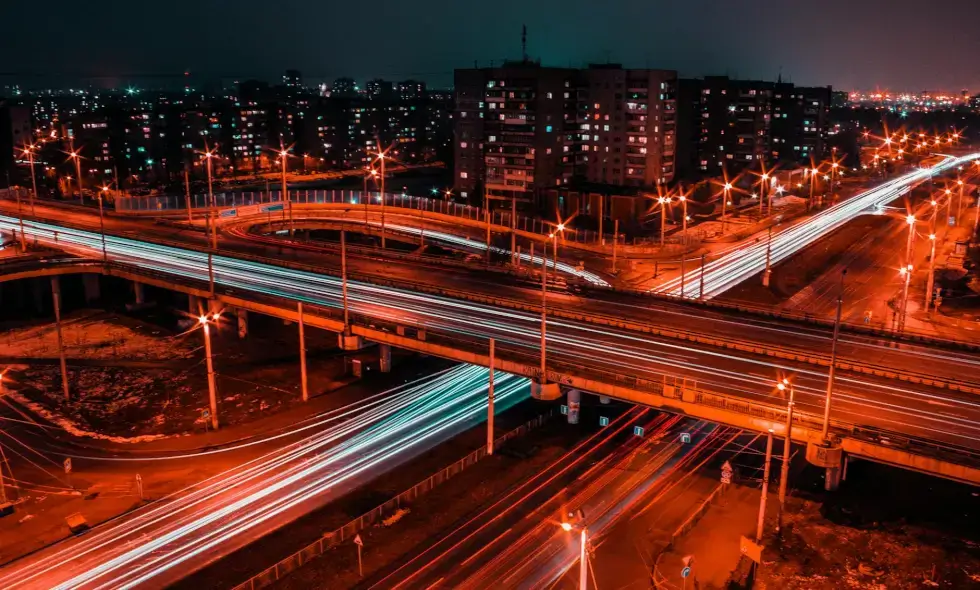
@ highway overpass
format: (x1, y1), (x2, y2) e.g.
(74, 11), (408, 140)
(3, 213), (980, 487)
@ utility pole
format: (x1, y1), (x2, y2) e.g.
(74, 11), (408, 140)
(97, 187), (108, 262)
(598, 194), (604, 245)
(487, 338), (495, 455)
(201, 316), (219, 430)
(380, 148), (387, 249)
(822, 270), (846, 440)
(777, 380), (795, 535)
(756, 429), (774, 543)
(484, 186), (491, 260)
(298, 301), (308, 402)
(763, 226), (773, 287)
(280, 143), (293, 237)
(204, 146), (217, 250)
(25, 144), (38, 216)
(50, 278), (70, 401)
(925, 233), (937, 311)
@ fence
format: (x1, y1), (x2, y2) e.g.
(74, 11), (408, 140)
(112, 188), (618, 245)
(652, 482), (729, 589)
(229, 410), (554, 590)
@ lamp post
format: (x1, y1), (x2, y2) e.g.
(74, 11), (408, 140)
(278, 143), (293, 237)
(23, 144), (38, 215)
(898, 264), (913, 334)
(97, 185), (110, 262)
(759, 173), (769, 216)
(957, 178), (965, 225)
(657, 196), (669, 247)
(377, 147), (388, 249)
(679, 193), (688, 298)
(203, 145), (217, 249)
(199, 312), (220, 430)
(722, 183), (732, 231)
(925, 233), (937, 311)
(9, 171), (26, 251)
(821, 269), (846, 440)
(68, 147), (83, 203)
(560, 509), (589, 589)
(776, 378), (795, 535)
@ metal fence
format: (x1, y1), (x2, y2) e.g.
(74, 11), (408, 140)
(112, 189), (616, 245)
(229, 410), (554, 590)
(652, 482), (729, 589)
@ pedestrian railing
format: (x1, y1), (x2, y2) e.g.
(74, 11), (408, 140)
(228, 410), (555, 590)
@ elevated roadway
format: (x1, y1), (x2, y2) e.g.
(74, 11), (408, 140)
(3, 212), (980, 485)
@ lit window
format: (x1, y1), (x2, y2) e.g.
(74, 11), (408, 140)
(604, 125), (610, 131)
(546, 125), (553, 132)
(461, 191), (468, 198)
(488, 135), (497, 142)
(547, 92), (553, 99)
(546, 148), (552, 154)
(460, 171), (468, 178)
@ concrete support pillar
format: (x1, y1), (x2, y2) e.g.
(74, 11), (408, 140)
(236, 308), (248, 339)
(599, 395), (611, 405)
(379, 343), (392, 373)
(82, 275), (101, 304)
(825, 466), (843, 491)
(531, 381), (561, 400)
(133, 282), (145, 305)
(566, 389), (581, 425)
(339, 333), (364, 350)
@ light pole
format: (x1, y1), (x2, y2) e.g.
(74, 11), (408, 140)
(23, 144), (38, 215)
(67, 145), (84, 203)
(679, 193), (688, 297)
(199, 312), (220, 430)
(763, 226), (773, 287)
(9, 171), (26, 251)
(540, 237), (550, 382)
(776, 378), (795, 535)
(830, 162), (839, 203)
(821, 269), (846, 440)
(759, 173), (769, 216)
(756, 429), (774, 544)
(654, 195), (668, 247)
(560, 510), (589, 590)
(957, 178), (965, 225)
(925, 233), (937, 311)
(376, 146), (388, 249)
(898, 264), (913, 334)
(721, 183), (732, 232)
(203, 144), (218, 249)
(97, 185), (110, 262)
(341, 227), (350, 333)
(278, 143), (293, 237)
(487, 338), (495, 455)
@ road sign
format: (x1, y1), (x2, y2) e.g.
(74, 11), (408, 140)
(560, 404), (568, 415)
(599, 416), (610, 427)
(63, 458), (71, 474)
(219, 208), (237, 218)
(949, 215), (956, 227)
(680, 432), (692, 444)
(681, 566), (691, 578)
(740, 535), (763, 564)
(262, 203), (285, 213)
(721, 461), (733, 484)
(633, 426), (645, 437)
(353, 534), (363, 546)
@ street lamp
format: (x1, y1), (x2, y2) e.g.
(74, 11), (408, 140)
(202, 143), (218, 249)
(97, 185), (110, 261)
(722, 182), (732, 231)
(776, 377), (795, 535)
(678, 192), (688, 298)
(560, 509), (589, 589)
(925, 233), (937, 312)
(22, 144), (38, 215)
(759, 173), (769, 215)
(657, 195), (669, 247)
(68, 146), (83, 203)
(277, 142), (294, 237)
(898, 264), (913, 334)
(199, 312), (221, 430)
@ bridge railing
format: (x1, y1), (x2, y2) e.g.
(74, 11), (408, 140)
(112, 189), (617, 245)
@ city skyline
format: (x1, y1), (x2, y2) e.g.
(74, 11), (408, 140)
(3, 0), (980, 92)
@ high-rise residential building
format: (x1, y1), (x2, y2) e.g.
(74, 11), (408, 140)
(396, 80), (427, 101)
(453, 62), (679, 202)
(366, 79), (394, 100)
(674, 76), (831, 179)
(331, 78), (357, 98)
(283, 70), (303, 88)
(1, 99), (32, 182)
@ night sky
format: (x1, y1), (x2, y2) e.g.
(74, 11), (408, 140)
(3, 0), (979, 91)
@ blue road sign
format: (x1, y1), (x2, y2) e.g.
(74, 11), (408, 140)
(633, 426), (645, 437)
(262, 203), (285, 213)
(599, 416), (610, 427)
(560, 405), (568, 415)
(682, 567), (691, 578)
(680, 432), (692, 444)
(219, 208), (237, 218)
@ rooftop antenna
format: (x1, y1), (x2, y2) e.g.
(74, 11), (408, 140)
(777, 65), (783, 84)
(522, 25), (527, 62)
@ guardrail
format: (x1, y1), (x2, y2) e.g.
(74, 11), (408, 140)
(229, 411), (554, 590)
(652, 483), (729, 589)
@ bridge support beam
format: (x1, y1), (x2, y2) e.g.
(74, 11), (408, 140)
(566, 389), (581, 424)
(82, 275), (100, 303)
(378, 343), (392, 373)
(339, 332), (364, 350)
(531, 381), (561, 401)
(236, 308), (248, 339)
(806, 441), (845, 491)
(133, 281), (145, 305)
